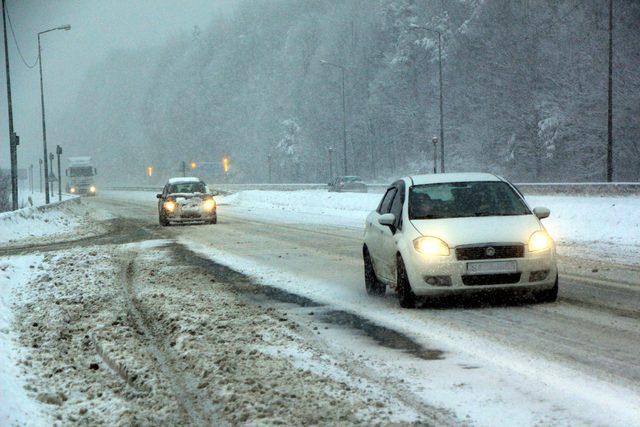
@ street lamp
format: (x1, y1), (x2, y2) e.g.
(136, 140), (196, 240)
(320, 60), (348, 176)
(38, 25), (70, 204)
(410, 24), (445, 173)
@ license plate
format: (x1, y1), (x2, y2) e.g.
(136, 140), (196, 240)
(466, 261), (517, 275)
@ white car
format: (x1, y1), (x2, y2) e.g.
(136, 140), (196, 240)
(363, 173), (558, 308)
(157, 177), (217, 226)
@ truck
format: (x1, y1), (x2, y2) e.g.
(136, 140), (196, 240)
(66, 157), (98, 195)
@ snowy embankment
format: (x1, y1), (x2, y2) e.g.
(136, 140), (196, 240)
(219, 190), (640, 262)
(0, 198), (111, 246)
(0, 255), (49, 426)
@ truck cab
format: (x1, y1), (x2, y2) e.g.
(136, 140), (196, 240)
(66, 157), (98, 195)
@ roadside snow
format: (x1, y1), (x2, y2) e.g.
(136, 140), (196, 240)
(218, 190), (640, 262)
(0, 199), (110, 246)
(17, 190), (74, 210)
(0, 255), (49, 426)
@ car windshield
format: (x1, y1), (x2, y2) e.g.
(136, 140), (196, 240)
(69, 166), (93, 177)
(168, 182), (207, 194)
(409, 181), (530, 220)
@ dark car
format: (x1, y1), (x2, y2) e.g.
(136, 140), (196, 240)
(328, 176), (368, 193)
(157, 177), (217, 226)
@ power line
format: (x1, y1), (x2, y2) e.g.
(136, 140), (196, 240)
(4, 1), (38, 69)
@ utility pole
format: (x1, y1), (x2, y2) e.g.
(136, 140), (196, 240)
(38, 159), (42, 192)
(181, 160), (186, 177)
(56, 145), (62, 201)
(606, 0), (613, 182)
(328, 147), (334, 180)
(29, 164), (33, 193)
(2, 0), (19, 210)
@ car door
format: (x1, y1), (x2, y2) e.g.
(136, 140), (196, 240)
(367, 187), (397, 281)
(378, 182), (405, 281)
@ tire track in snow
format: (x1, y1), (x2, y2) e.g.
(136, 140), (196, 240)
(119, 255), (226, 426)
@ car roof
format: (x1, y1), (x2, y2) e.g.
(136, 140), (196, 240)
(167, 177), (203, 184)
(407, 172), (501, 185)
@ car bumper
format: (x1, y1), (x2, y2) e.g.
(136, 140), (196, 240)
(164, 209), (216, 222)
(404, 249), (557, 296)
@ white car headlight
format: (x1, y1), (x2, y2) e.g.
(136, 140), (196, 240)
(528, 230), (553, 252)
(163, 200), (176, 212)
(70, 187), (76, 193)
(89, 185), (96, 193)
(202, 198), (216, 211)
(413, 236), (450, 256)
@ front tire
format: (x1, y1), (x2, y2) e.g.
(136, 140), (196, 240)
(535, 276), (558, 303)
(207, 214), (218, 225)
(159, 215), (170, 227)
(396, 256), (416, 308)
(363, 248), (385, 296)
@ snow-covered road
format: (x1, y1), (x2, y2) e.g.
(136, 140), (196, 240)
(80, 190), (640, 426)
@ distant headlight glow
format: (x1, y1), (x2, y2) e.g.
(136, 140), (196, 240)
(528, 230), (553, 252)
(163, 201), (176, 213)
(413, 236), (450, 256)
(202, 198), (216, 211)
(70, 187), (76, 193)
(89, 186), (96, 193)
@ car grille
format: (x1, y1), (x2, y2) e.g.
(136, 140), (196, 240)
(456, 244), (524, 261)
(462, 273), (522, 286)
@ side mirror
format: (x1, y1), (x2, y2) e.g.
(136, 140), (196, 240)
(533, 207), (550, 219)
(378, 213), (396, 227)
(156, 194), (163, 199)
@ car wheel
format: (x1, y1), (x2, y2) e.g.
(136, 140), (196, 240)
(159, 215), (170, 227)
(363, 248), (385, 296)
(535, 275), (558, 303)
(208, 215), (217, 225)
(396, 256), (416, 308)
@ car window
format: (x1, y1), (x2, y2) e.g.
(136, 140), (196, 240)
(377, 188), (397, 214)
(168, 182), (207, 194)
(389, 186), (404, 226)
(408, 181), (531, 219)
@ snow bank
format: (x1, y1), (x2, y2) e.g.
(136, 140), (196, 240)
(0, 199), (91, 245)
(0, 255), (49, 426)
(220, 190), (640, 260)
(220, 190), (381, 228)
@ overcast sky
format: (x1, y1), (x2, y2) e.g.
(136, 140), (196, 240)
(0, 0), (235, 170)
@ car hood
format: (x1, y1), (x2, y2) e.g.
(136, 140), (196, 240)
(409, 215), (542, 247)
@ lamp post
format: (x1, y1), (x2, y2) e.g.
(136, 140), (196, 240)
(56, 145), (62, 201)
(48, 152), (54, 196)
(320, 60), (348, 175)
(432, 137), (438, 174)
(38, 25), (71, 204)
(328, 147), (334, 180)
(410, 25), (445, 173)
(29, 164), (33, 194)
(267, 154), (272, 183)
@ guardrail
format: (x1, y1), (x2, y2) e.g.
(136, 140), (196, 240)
(106, 182), (640, 196)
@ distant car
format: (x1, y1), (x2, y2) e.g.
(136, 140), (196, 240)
(362, 173), (558, 308)
(157, 177), (217, 226)
(328, 176), (367, 193)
